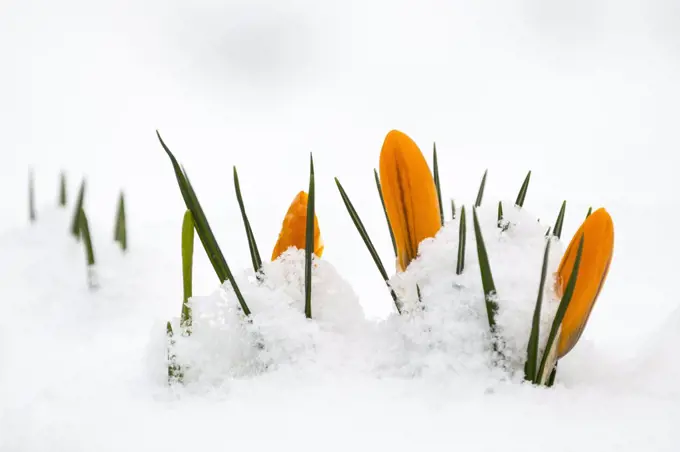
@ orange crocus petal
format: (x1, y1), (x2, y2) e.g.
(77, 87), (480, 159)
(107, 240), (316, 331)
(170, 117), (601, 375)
(271, 191), (324, 261)
(555, 207), (614, 357)
(379, 130), (441, 272)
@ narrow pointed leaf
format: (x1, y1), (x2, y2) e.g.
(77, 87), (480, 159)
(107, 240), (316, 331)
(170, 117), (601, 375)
(233, 166), (262, 273)
(472, 207), (498, 329)
(80, 209), (96, 266)
(59, 171), (67, 207)
(547, 365), (557, 387)
(156, 131), (250, 316)
(586, 206), (592, 219)
(433, 143), (444, 226)
(526, 239), (551, 383)
(537, 234), (585, 383)
(70, 180), (86, 239)
(451, 199), (456, 220)
(114, 192), (127, 251)
(374, 169), (397, 258)
(335, 177), (401, 314)
(456, 206), (466, 275)
(515, 171), (531, 207)
(29, 169), (36, 223)
(497, 201), (504, 224)
(552, 201), (567, 239)
(475, 170), (488, 208)
(181, 210), (194, 331)
(304, 154), (315, 319)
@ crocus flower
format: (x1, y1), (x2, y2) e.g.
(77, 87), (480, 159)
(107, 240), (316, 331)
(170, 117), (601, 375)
(555, 208), (614, 357)
(379, 129), (442, 272)
(271, 191), (324, 261)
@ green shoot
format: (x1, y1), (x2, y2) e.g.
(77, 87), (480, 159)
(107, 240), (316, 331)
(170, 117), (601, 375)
(59, 171), (67, 207)
(70, 179), (86, 239)
(472, 207), (498, 330)
(29, 169), (36, 223)
(536, 234), (585, 383)
(304, 154), (315, 319)
(525, 238), (551, 383)
(181, 210), (194, 333)
(156, 131), (250, 316)
(114, 192), (127, 251)
(456, 205), (466, 275)
(586, 206), (592, 219)
(475, 169), (488, 208)
(515, 171), (531, 207)
(553, 201), (567, 239)
(497, 201), (504, 225)
(374, 169), (397, 258)
(335, 177), (402, 314)
(79, 209), (98, 290)
(433, 143), (444, 226)
(233, 166), (262, 274)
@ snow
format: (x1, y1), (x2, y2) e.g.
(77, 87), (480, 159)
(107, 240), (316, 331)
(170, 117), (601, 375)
(2, 0), (680, 451)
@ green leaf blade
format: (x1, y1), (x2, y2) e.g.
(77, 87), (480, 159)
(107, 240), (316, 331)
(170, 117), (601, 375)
(433, 143), (444, 226)
(553, 201), (567, 239)
(515, 171), (531, 207)
(456, 205), (466, 275)
(181, 210), (195, 332)
(537, 234), (585, 383)
(472, 207), (498, 329)
(304, 154), (315, 319)
(233, 166), (262, 274)
(475, 170), (488, 208)
(156, 131), (250, 316)
(335, 177), (401, 314)
(525, 238), (551, 383)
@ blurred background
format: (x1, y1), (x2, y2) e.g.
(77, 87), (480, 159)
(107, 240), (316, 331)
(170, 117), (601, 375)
(1, 0), (679, 334)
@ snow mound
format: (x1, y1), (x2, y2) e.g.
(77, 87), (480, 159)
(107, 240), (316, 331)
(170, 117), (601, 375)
(165, 248), (367, 385)
(164, 202), (568, 386)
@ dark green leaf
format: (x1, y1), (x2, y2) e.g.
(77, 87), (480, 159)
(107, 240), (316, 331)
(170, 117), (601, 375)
(156, 131), (250, 316)
(335, 177), (402, 314)
(304, 154), (315, 319)
(586, 206), (592, 219)
(526, 239), (551, 383)
(59, 171), (67, 207)
(553, 201), (567, 239)
(515, 171), (531, 207)
(475, 170), (488, 208)
(233, 166), (262, 274)
(433, 143), (444, 226)
(537, 234), (585, 383)
(456, 205), (466, 275)
(114, 192), (127, 251)
(472, 207), (498, 329)
(70, 179), (86, 239)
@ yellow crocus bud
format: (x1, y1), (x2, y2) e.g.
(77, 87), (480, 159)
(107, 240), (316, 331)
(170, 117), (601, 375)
(556, 208), (614, 357)
(379, 129), (442, 272)
(271, 191), (324, 261)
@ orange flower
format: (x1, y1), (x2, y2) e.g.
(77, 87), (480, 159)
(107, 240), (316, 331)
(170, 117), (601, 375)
(379, 130), (442, 272)
(271, 191), (324, 261)
(555, 208), (614, 357)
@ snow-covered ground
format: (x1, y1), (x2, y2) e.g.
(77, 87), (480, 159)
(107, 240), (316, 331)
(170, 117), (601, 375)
(1, 1), (679, 451)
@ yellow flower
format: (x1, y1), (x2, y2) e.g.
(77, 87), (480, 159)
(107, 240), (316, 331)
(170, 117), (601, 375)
(379, 129), (442, 272)
(271, 191), (324, 261)
(555, 208), (614, 357)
